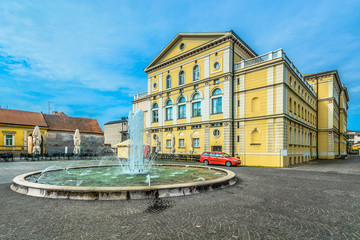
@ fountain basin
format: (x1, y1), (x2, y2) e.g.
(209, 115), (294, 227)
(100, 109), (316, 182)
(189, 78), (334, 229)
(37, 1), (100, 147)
(11, 164), (237, 200)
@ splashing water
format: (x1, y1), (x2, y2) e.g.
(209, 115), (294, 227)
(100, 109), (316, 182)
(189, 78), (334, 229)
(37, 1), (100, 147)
(121, 110), (153, 174)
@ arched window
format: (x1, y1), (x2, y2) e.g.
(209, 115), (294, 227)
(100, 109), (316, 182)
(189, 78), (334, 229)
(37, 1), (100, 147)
(289, 98), (292, 113)
(179, 97), (186, 103)
(178, 97), (186, 119)
(192, 93), (201, 117)
(165, 100), (173, 121)
(251, 97), (260, 113)
(212, 88), (222, 114)
(213, 88), (222, 95)
(193, 65), (200, 81)
(166, 75), (171, 89)
(192, 93), (201, 100)
(294, 128), (296, 145)
(298, 130), (300, 145)
(152, 103), (159, 122)
(179, 71), (185, 85)
(294, 101), (297, 116)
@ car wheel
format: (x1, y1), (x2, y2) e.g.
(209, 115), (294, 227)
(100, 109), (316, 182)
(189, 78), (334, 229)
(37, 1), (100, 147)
(204, 160), (209, 165)
(225, 161), (232, 167)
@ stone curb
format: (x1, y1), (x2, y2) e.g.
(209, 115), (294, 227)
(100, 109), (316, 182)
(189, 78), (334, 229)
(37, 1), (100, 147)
(11, 164), (237, 200)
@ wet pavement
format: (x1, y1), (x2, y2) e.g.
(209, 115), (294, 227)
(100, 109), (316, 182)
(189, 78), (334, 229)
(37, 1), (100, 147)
(0, 156), (359, 239)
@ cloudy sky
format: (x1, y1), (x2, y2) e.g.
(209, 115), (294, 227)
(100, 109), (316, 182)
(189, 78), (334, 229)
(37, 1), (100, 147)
(0, 0), (359, 129)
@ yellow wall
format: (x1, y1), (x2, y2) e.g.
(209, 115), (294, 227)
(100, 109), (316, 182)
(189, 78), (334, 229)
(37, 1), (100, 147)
(0, 124), (47, 154)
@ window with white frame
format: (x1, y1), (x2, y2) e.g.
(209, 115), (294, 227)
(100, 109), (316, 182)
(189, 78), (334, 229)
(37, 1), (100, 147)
(166, 75), (171, 89)
(165, 99), (173, 121)
(178, 97), (186, 119)
(152, 103), (159, 122)
(179, 139), (185, 148)
(193, 138), (199, 148)
(193, 65), (200, 81)
(5, 135), (14, 146)
(166, 139), (171, 148)
(192, 93), (201, 117)
(179, 70), (185, 85)
(212, 88), (222, 114)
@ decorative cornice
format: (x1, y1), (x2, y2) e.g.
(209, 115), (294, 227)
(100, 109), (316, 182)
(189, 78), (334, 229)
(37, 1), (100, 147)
(145, 33), (256, 74)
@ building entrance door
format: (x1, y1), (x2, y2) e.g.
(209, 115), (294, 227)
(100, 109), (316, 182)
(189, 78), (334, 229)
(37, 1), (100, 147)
(212, 146), (222, 152)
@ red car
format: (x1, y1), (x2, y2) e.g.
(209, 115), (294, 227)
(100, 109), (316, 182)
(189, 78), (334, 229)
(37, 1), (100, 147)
(200, 151), (241, 167)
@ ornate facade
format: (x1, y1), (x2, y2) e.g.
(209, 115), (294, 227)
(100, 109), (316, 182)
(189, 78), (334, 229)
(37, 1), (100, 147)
(132, 31), (349, 167)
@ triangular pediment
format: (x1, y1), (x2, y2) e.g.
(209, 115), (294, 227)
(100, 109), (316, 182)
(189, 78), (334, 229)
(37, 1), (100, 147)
(144, 32), (228, 72)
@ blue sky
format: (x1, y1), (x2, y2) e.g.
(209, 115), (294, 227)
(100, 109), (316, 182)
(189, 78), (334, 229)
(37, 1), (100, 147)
(0, 0), (359, 130)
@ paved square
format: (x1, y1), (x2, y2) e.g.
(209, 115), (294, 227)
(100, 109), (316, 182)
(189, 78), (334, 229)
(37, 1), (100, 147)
(0, 157), (359, 239)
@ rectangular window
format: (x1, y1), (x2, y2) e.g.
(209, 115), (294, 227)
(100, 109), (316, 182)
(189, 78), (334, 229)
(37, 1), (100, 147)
(5, 135), (13, 146)
(193, 138), (199, 148)
(178, 105), (186, 119)
(166, 139), (171, 148)
(152, 110), (159, 122)
(237, 136), (240, 142)
(179, 139), (185, 148)
(192, 102), (201, 117)
(166, 107), (173, 120)
(212, 97), (222, 114)
(214, 79), (220, 84)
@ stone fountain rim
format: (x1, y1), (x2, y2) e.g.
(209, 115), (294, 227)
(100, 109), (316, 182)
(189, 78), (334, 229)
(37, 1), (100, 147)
(10, 164), (237, 200)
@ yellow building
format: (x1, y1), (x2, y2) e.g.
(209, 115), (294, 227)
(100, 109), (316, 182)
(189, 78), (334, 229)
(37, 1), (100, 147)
(0, 109), (104, 155)
(304, 70), (349, 159)
(0, 109), (48, 154)
(132, 31), (349, 167)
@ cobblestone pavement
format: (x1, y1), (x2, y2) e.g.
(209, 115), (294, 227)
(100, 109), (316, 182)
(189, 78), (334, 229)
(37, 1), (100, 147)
(0, 156), (359, 239)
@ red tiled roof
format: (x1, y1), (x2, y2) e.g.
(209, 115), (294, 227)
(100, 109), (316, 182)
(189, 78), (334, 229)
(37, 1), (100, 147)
(0, 109), (47, 127)
(42, 112), (103, 134)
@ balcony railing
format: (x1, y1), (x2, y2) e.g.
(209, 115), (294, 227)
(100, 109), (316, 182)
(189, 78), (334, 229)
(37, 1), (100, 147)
(134, 91), (148, 100)
(234, 49), (316, 95)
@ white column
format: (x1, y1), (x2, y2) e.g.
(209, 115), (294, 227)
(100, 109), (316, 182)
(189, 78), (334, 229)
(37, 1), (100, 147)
(239, 93), (245, 118)
(275, 64), (284, 83)
(173, 104), (177, 125)
(223, 123), (231, 153)
(267, 119), (274, 152)
(204, 56), (210, 79)
(267, 67), (274, 115)
(146, 100), (151, 128)
(186, 101), (191, 123)
(223, 48), (232, 73)
(239, 74), (245, 91)
(158, 74), (163, 92)
(147, 78), (151, 94)
(223, 79), (231, 119)
(328, 101), (334, 129)
(158, 97), (163, 126)
(276, 85), (284, 114)
(203, 84), (210, 121)
(239, 122), (245, 154)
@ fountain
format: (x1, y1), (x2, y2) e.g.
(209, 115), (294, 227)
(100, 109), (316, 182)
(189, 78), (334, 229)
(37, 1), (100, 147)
(11, 110), (237, 200)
